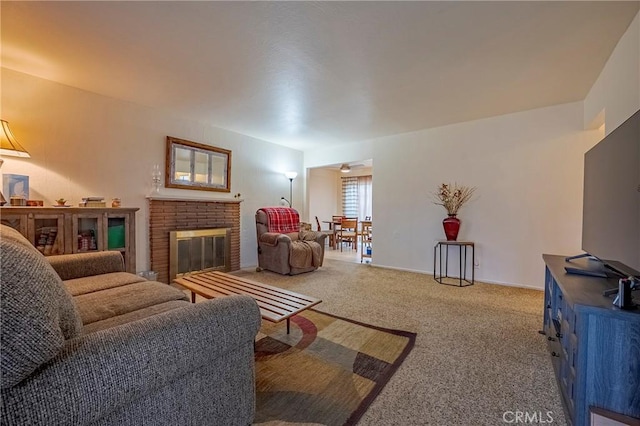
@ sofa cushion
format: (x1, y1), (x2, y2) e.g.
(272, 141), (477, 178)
(48, 251), (125, 281)
(0, 225), (83, 389)
(73, 281), (189, 325)
(83, 299), (192, 334)
(64, 272), (147, 296)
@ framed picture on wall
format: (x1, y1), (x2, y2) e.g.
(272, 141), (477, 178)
(2, 174), (29, 199)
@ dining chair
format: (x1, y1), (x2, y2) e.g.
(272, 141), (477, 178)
(337, 218), (358, 252)
(315, 216), (334, 247)
(331, 216), (345, 249)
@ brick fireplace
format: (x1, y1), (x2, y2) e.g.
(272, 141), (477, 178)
(148, 197), (241, 283)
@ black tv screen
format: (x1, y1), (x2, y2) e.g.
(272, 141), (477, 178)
(582, 109), (640, 277)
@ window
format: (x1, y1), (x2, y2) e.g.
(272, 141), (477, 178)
(342, 175), (372, 219)
(342, 177), (358, 217)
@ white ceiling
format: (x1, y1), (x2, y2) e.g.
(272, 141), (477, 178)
(2, 1), (638, 152)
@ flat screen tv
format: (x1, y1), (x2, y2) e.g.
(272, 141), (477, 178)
(581, 109), (640, 278)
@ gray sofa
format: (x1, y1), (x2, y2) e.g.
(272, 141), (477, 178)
(0, 224), (261, 425)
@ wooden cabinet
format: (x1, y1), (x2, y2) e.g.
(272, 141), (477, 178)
(1, 207), (138, 273)
(542, 255), (640, 426)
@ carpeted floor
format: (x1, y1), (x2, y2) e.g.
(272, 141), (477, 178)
(234, 258), (567, 426)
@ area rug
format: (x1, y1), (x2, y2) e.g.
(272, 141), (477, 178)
(254, 309), (416, 426)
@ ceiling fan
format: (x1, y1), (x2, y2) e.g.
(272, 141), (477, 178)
(339, 163), (366, 173)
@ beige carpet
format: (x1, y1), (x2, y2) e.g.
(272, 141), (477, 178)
(235, 258), (566, 426)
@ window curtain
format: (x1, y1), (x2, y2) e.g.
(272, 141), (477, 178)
(341, 177), (358, 218)
(357, 175), (373, 220)
(341, 175), (372, 220)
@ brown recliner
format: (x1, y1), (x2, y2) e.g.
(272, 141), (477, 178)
(255, 207), (326, 275)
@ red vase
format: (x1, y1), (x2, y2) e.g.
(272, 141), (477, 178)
(442, 214), (460, 241)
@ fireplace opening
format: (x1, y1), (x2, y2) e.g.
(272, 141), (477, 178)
(169, 228), (231, 282)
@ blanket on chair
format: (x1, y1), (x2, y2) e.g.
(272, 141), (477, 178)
(290, 231), (322, 268)
(262, 207), (300, 234)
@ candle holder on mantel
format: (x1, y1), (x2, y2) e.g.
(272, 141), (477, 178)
(151, 164), (162, 195)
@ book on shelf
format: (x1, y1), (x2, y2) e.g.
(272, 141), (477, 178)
(81, 196), (105, 202)
(36, 227), (58, 255)
(79, 201), (107, 207)
(78, 230), (97, 251)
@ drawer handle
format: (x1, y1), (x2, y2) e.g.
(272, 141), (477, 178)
(556, 332), (563, 338)
(551, 351), (560, 358)
(547, 336), (556, 342)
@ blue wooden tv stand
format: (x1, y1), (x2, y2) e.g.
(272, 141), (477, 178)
(542, 254), (640, 426)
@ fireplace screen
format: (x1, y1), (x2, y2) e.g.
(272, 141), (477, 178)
(169, 228), (231, 281)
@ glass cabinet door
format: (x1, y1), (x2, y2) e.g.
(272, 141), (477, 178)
(31, 213), (65, 255)
(106, 214), (128, 251)
(0, 212), (28, 236)
(72, 213), (103, 253)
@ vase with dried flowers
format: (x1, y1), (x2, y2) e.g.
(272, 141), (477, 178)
(433, 183), (476, 241)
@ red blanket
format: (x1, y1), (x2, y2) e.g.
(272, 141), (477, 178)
(262, 207), (300, 234)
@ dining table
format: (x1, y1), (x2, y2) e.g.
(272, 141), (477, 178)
(322, 220), (342, 249)
(321, 220), (340, 230)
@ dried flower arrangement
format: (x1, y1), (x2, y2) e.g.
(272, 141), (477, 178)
(433, 183), (476, 215)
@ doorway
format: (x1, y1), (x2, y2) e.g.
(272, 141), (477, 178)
(307, 159), (373, 264)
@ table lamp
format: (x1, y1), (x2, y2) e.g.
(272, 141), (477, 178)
(0, 120), (31, 205)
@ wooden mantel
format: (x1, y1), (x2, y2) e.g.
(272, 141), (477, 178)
(147, 195), (243, 203)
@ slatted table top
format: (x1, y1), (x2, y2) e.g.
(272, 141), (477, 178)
(173, 270), (322, 323)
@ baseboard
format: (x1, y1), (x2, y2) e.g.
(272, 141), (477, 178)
(370, 263), (542, 291)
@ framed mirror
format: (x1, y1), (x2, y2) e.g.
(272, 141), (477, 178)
(166, 136), (231, 192)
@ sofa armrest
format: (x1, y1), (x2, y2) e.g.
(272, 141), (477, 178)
(47, 251), (125, 280)
(259, 232), (292, 247)
(1, 295), (261, 426)
(313, 233), (327, 246)
(299, 230), (327, 246)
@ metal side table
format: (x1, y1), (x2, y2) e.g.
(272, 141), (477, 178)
(433, 240), (475, 287)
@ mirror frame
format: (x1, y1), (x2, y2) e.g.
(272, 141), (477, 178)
(165, 136), (232, 193)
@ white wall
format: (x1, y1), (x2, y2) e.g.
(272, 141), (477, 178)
(0, 68), (305, 270)
(307, 168), (339, 228)
(307, 104), (602, 289)
(370, 103), (600, 288)
(584, 12), (640, 133)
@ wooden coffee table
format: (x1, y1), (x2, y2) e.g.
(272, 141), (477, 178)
(173, 271), (322, 334)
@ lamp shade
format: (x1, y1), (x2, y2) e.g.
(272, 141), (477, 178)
(0, 121), (30, 158)
(284, 171), (297, 180)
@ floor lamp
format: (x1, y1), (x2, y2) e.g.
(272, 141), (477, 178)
(284, 171), (297, 208)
